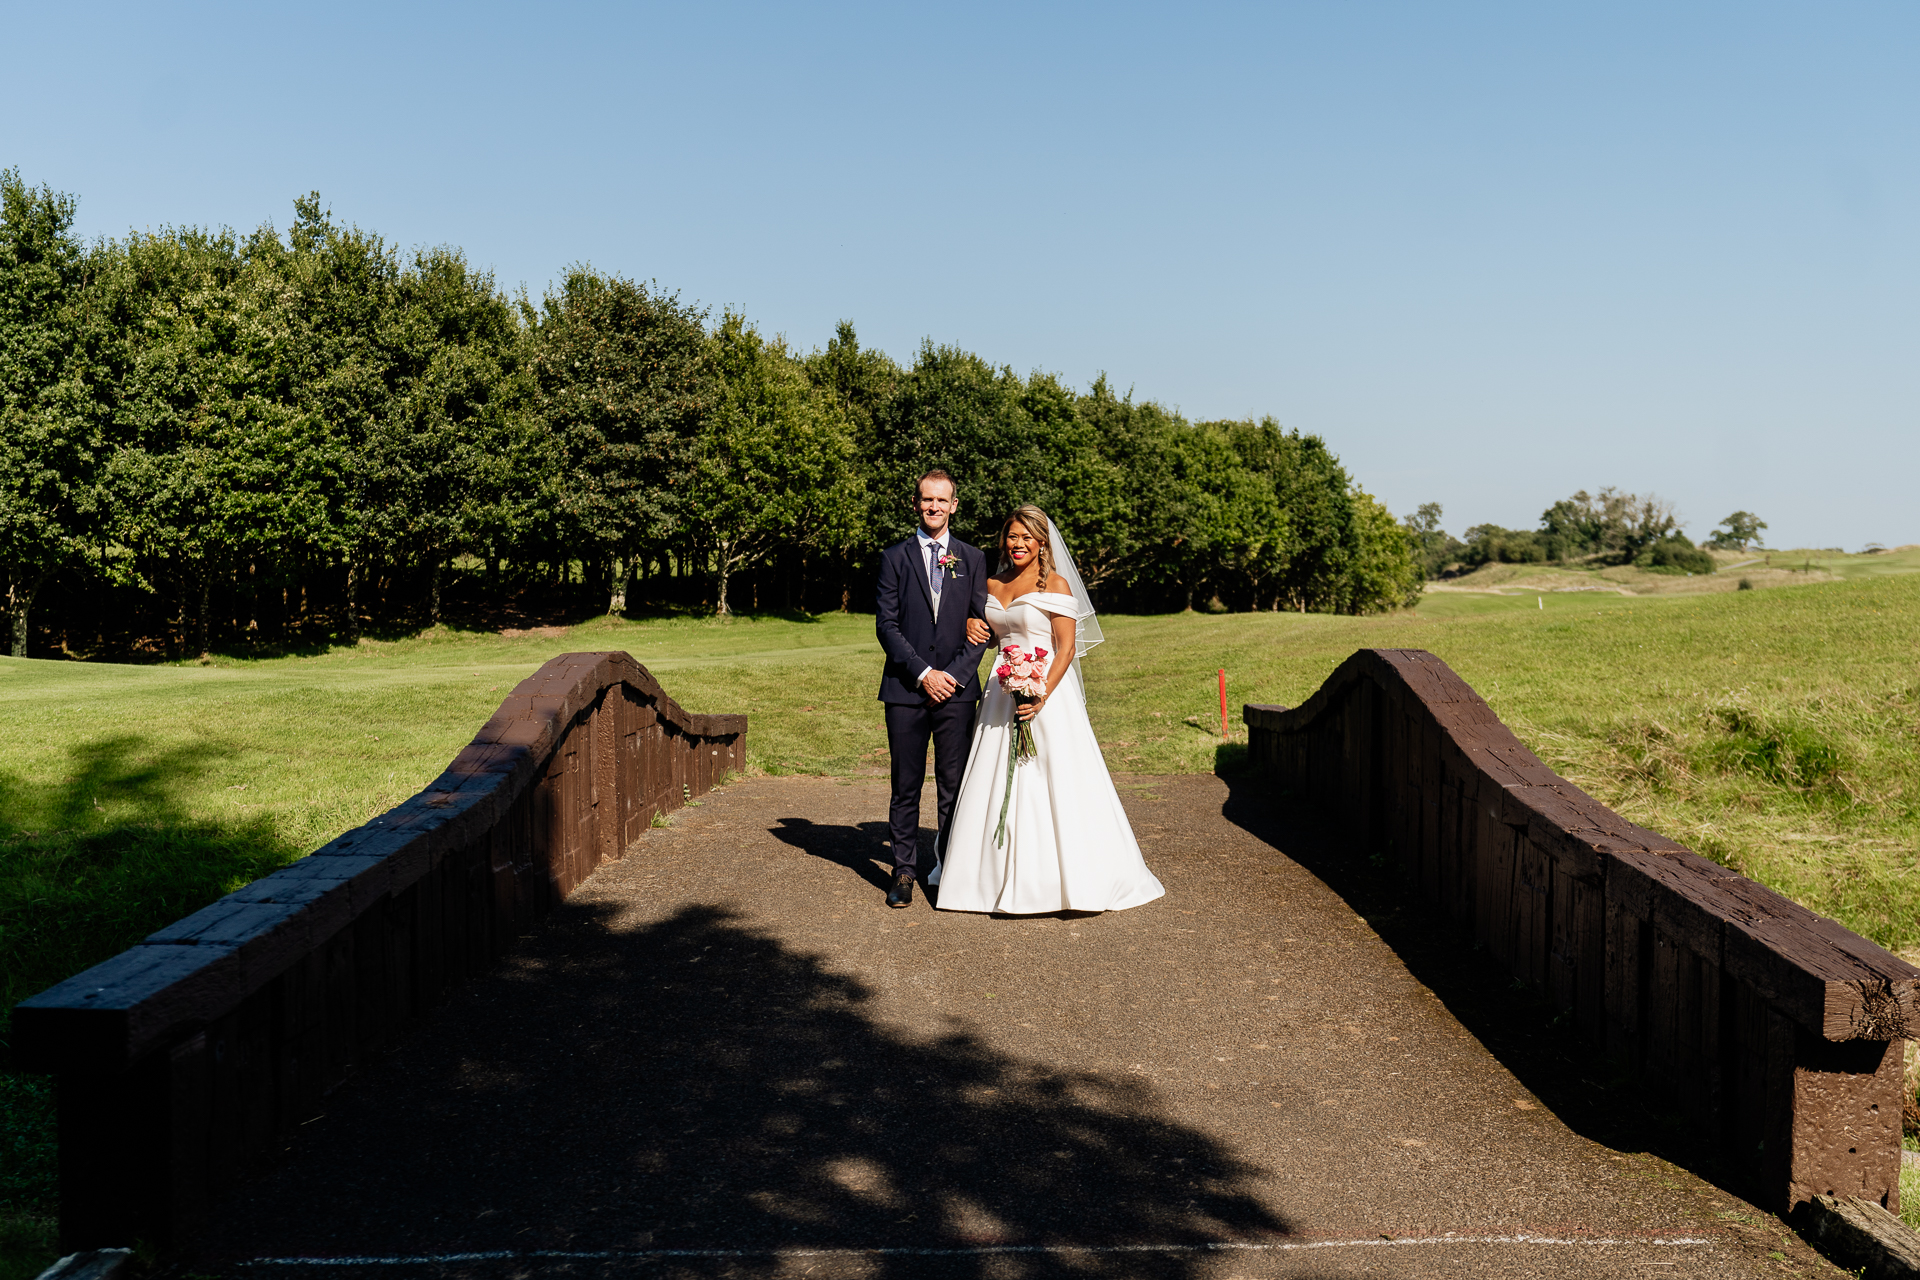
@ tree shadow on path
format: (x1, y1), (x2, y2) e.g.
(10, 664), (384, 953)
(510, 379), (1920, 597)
(1214, 774), (1752, 1207)
(190, 899), (1306, 1279)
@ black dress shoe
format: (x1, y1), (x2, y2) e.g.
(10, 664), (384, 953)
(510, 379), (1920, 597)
(887, 869), (915, 908)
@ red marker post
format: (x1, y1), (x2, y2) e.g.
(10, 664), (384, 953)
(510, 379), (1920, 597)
(1218, 668), (1228, 739)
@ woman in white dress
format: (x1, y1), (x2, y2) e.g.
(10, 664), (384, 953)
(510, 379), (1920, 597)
(929, 504), (1166, 915)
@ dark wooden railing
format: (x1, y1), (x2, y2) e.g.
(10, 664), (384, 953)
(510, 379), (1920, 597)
(1245, 648), (1916, 1217)
(15, 652), (745, 1251)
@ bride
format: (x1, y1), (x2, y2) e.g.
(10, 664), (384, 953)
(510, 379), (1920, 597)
(929, 504), (1166, 915)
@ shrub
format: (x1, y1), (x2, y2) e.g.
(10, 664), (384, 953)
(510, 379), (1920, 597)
(1459, 526), (1549, 568)
(1640, 534), (1716, 575)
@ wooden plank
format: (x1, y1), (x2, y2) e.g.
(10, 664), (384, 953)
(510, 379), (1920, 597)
(54, 1050), (173, 1250)
(165, 1030), (212, 1243)
(234, 990), (275, 1174)
(1602, 892), (1647, 1069)
(1445, 769), (1477, 926)
(1672, 940), (1720, 1122)
(278, 952), (325, 1131)
(350, 906), (389, 1058)
(1644, 925), (1683, 1085)
(385, 882), (417, 1031)
(13, 946), (245, 1074)
(1568, 869), (1606, 1044)
(1513, 833), (1550, 991)
(204, 1011), (242, 1188)
(1430, 768), (1456, 909)
(318, 921), (356, 1087)
(1474, 804), (1516, 963)
(1786, 1031), (1905, 1212)
(414, 859), (445, 1010)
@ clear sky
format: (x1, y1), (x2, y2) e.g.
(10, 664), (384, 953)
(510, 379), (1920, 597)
(4, 2), (1913, 549)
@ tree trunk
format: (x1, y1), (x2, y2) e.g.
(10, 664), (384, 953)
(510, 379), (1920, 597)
(431, 557), (444, 626)
(195, 572), (211, 657)
(7, 571), (42, 658)
(620, 559), (637, 615)
(715, 543), (733, 618)
(344, 558), (361, 645)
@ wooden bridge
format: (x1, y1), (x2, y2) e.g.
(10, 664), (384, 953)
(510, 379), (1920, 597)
(17, 649), (1915, 1277)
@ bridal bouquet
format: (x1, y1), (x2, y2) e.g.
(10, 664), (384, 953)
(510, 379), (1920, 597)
(993, 644), (1049, 845)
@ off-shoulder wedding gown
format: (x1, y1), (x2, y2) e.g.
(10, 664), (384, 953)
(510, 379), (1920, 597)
(928, 591), (1165, 914)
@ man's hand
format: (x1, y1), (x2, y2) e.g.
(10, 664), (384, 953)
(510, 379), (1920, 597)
(921, 669), (959, 703)
(966, 616), (993, 646)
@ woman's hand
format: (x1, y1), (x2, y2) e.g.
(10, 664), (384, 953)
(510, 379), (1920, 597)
(1016, 695), (1046, 722)
(966, 616), (993, 646)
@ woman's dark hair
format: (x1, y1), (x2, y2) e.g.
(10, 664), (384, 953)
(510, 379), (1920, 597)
(998, 504), (1055, 586)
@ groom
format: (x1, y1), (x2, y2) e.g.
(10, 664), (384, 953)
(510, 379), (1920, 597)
(875, 469), (992, 907)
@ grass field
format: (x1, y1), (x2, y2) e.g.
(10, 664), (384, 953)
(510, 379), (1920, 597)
(1430, 542), (1920, 599)
(3, 551), (1919, 1269)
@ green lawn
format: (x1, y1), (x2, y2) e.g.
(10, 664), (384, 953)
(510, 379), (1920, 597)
(3, 566), (1919, 1271)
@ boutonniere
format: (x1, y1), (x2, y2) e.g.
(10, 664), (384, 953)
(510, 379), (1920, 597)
(938, 551), (962, 578)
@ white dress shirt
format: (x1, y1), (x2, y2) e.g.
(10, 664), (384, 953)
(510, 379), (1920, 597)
(915, 527), (948, 684)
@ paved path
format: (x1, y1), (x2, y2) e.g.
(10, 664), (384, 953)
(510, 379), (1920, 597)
(190, 776), (1835, 1279)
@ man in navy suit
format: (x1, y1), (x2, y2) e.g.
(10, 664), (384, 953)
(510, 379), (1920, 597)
(875, 469), (992, 907)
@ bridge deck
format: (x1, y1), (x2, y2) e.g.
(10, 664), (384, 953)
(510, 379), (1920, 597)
(187, 775), (1822, 1278)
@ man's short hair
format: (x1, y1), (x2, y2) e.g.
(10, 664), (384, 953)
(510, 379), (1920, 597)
(917, 468), (957, 500)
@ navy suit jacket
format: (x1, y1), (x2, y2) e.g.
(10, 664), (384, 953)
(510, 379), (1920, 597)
(875, 535), (992, 705)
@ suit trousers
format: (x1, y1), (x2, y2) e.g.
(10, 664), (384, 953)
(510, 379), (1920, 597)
(884, 697), (979, 875)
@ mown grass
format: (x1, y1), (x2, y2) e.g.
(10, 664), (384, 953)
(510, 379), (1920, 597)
(2, 562), (1917, 1270)
(1430, 541), (1920, 600)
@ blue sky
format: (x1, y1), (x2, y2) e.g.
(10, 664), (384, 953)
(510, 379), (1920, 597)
(5, 2), (1913, 549)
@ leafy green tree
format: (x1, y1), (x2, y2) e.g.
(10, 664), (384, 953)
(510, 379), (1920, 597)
(529, 267), (715, 608)
(238, 195), (411, 643)
(1402, 501), (1464, 578)
(1229, 421), (1356, 612)
(867, 342), (1068, 550)
(805, 320), (899, 442)
(1706, 510), (1767, 552)
(92, 225), (318, 654)
(0, 170), (102, 656)
(1348, 488), (1424, 610)
(1537, 487), (1676, 563)
(1062, 377), (1184, 594)
(1460, 524), (1550, 568)
(694, 314), (861, 615)
(1155, 420), (1272, 610)
(367, 246), (535, 623)
(2, 175), (1447, 644)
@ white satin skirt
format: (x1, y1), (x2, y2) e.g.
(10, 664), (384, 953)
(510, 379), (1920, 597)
(930, 662), (1165, 915)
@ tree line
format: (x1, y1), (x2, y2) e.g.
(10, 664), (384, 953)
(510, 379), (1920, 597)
(1403, 491), (1768, 579)
(1, 170), (1422, 659)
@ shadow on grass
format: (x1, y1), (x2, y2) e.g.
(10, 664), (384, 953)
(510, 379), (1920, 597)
(186, 902), (1309, 1280)
(1, 736), (305, 1030)
(1, 733), (306, 1275)
(1213, 775), (1754, 1209)
(0, 1206), (57, 1280)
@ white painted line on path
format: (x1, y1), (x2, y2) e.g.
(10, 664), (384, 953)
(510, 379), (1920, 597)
(240, 1234), (1718, 1265)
